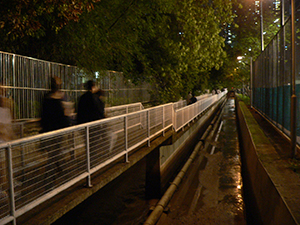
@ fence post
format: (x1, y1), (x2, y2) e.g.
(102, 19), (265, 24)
(147, 110), (150, 147)
(162, 106), (165, 136)
(85, 126), (92, 187)
(7, 144), (16, 225)
(124, 116), (129, 162)
(291, 0), (297, 158)
(172, 103), (176, 131)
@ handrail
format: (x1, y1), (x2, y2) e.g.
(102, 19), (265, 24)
(10, 102), (145, 139)
(0, 91), (226, 225)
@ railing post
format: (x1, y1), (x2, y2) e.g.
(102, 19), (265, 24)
(124, 116), (129, 162)
(85, 126), (92, 187)
(173, 104), (176, 131)
(7, 144), (16, 225)
(162, 106), (165, 136)
(182, 107), (184, 129)
(147, 110), (150, 147)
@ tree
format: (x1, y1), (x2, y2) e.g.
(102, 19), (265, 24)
(0, 0), (235, 103)
(0, 0), (99, 57)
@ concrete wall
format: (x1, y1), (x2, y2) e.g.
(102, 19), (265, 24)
(236, 99), (299, 225)
(160, 99), (224, 192)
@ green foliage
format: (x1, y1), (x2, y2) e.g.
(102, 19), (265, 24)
(0, 0), (235, 102)
(0, 0), (99, 58)
(237, 94), (250, 106)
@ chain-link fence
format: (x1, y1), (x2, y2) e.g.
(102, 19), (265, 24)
(252, 1), (300, 147)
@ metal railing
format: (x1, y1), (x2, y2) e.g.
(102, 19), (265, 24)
(174, 92), (226, 131)
(10, 102), (144, 139)
(0, 91), (226, 225)
(172, 93), (212, 111)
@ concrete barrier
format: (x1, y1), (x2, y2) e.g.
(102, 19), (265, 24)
(236, 99), (300, 225)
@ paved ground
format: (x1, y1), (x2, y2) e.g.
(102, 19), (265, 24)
(157, 98), (246, 225)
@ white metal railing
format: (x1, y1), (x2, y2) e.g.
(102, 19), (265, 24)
(172, 93), (212, 111)
(174, 92), (226, 131)
(10, 102), (144, 139)
(0, 91), (226, 224)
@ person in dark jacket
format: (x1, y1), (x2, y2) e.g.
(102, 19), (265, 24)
(188, 93), (197, 105)
(40, 77), (69, 132)
(40, 76), (69, 188)
(77, 80), (102, 124)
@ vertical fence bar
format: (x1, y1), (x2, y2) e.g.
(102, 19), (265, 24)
(291, 0), (297, 158)
(7, 144), (16, 225)
(85, 126), (92, 187)
(124, 116), (129, 162)
(162, 106), (165, 136)
(147, 110), (150, 147)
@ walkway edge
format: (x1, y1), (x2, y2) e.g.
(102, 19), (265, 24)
(236, 99), (300, 225)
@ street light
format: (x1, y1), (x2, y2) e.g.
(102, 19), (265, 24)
(260, 0), (264, 51)
(237, 56), (253, 105)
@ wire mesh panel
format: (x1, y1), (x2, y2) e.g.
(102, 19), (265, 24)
(0, 51), (151, 121)
(149, 107), (163, 137)
(127, 111), (148, 150)
(108, 118), (126, 159)
(10, 128), (86, 211)
(0, 147), (9, 220)
(174, 92), (226, 131)
(89, 121), (115, 169)
(253, 16), (297, 143)
(105, 103), (143, 118)
(164, 104), (173, 129)
(173, 100), (187, 111)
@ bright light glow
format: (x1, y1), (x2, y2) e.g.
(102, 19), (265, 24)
(237, 56), (243, 60)
(273, 18), (279, 23)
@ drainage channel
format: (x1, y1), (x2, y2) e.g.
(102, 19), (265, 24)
(149, 97), (246, 225)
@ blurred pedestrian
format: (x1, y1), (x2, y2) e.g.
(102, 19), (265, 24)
(188, 93), (197, 105)
(0, 92), (14, 197)
(40, 77), (69, 133)
(186, 91), (192, 104)
(94, 89), (106, 120)
(40, 76), (69, 188)
(77, 80), (102, 124)
(0, 96), (14, 143)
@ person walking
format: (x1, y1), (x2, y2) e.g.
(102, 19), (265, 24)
(40, 76), (69, 189)
(188, 93), (197, 105)
(40, 77), (69, 133)
(77, 80), (102, 124)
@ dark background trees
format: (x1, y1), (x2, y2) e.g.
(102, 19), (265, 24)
(3, 0), (274, 103)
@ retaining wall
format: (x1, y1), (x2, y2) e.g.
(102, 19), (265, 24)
(236, 99), (300, 225)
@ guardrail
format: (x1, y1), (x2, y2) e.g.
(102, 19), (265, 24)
(0, 91), (226, 225)
(174, 92), (226, 131)
(10, 102), (144, 139)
